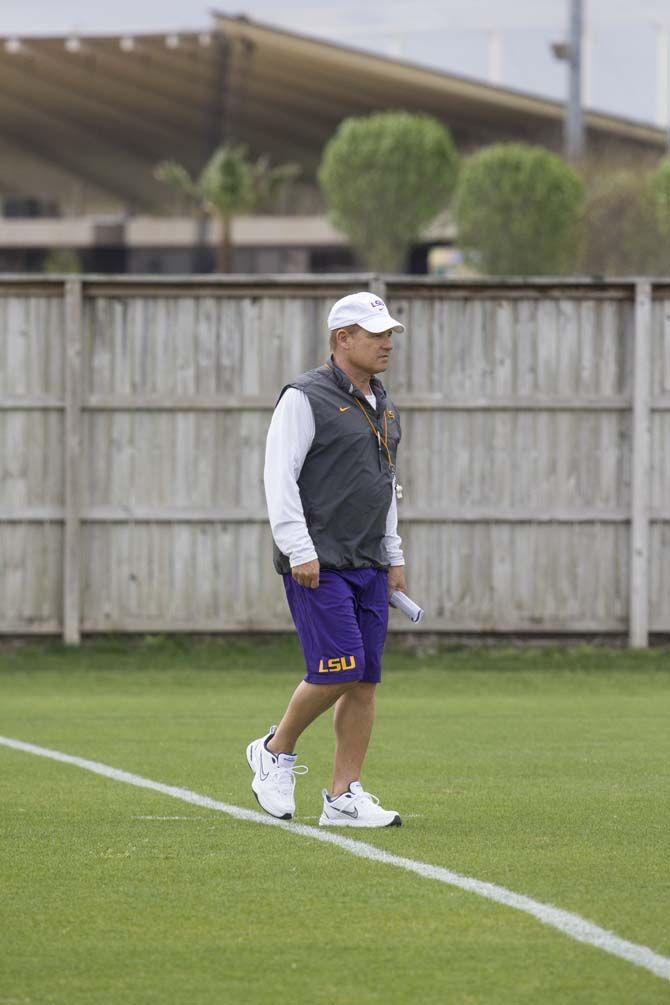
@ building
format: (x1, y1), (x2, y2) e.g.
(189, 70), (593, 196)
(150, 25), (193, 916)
(0, 11), (666, 274)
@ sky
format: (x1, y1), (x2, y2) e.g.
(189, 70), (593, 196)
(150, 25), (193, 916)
(3, 1), (669, 127)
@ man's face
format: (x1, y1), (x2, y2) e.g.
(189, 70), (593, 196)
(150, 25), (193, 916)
(338, 325), (395, 375)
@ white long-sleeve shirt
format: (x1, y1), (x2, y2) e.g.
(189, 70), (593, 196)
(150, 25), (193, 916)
(264, 387), (405, 569)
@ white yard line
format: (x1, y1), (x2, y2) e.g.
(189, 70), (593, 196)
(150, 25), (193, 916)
(133, 815), (209, 820)
(2, 734), (668, 983)
(301, 813), (424, 821)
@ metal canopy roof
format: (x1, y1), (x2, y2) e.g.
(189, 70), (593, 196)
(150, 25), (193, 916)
(214, 12), (667, 155)
(0, 14), (666, 213)
(0, 31), (222, 210)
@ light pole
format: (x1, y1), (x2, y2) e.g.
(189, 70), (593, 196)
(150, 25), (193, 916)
(551, 0), (585, 161)
(565, 0), (584, 161)
(654, 21), (670, 153)
(487, 29), (503, 85)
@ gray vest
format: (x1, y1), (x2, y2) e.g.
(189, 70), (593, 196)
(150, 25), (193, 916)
(272, 359), (401, 574)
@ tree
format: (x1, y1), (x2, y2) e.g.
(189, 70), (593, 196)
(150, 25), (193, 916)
(318, 112), (459, 271)
(155, 144), (300, 272)
(643, 159), (670, 272)
(42, 249), (82, 274)
(579, 168), (656, 275)
(454, 143), (583, 275)
(576, 156), (670, 276)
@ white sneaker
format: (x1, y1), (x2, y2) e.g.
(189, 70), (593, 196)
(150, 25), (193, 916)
(246, 725), (308, 820)
(319, 781), (401, 828)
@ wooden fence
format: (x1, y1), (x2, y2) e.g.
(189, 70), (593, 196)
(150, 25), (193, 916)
(0, 274), (665, 645)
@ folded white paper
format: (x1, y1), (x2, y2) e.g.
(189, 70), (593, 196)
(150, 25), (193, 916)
(389, 591), (425, 623)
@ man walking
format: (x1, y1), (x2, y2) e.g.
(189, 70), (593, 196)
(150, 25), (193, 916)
(246, 291), (407, 827)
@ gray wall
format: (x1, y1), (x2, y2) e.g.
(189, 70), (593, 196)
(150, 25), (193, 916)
(0, 275), (661, 644)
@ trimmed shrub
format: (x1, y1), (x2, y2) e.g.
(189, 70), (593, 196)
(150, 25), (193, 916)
(455, 143), (583, 275)
(319, 112), (459, 271)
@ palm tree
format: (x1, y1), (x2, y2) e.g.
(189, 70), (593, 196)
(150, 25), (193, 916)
(155, 144), (300, 272)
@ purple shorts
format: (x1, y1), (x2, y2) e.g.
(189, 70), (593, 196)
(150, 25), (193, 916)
(283, 568), (389, 685)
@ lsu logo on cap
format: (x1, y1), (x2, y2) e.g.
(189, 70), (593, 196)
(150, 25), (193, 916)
(370, 298), (384, 309)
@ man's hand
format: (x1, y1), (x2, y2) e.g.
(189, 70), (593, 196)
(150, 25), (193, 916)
(388, 565), (407, 598)
(292, 558), (320, 589)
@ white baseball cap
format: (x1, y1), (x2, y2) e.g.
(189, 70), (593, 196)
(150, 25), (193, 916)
(327, 291), (405, 334)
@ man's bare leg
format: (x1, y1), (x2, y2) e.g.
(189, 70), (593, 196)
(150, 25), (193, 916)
(331, 682), (376, 796)
(267, 679), (359, 755)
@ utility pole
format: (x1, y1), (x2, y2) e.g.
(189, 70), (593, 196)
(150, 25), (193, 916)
(582, 0), (592, 108)
(487, 30), (503, 85)
(565, 0), (584, 161)
(551, 0), (585, 159)
(654, 21), (670, 152)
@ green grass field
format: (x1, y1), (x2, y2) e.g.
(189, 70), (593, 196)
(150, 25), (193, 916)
(0, 636), (669, 1004)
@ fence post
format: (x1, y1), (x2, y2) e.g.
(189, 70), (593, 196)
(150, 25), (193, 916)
(63, 278), (83, 645)
(629, 281), (652, 648)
